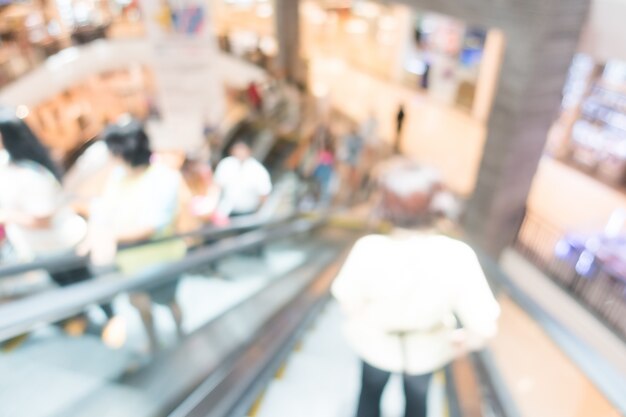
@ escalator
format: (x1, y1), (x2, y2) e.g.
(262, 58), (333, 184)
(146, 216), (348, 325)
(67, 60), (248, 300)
(0, 216), (358, 417)
(217, 114), (303, 176)
(0, 216), (520, 417)
(0, 215), (296, 301)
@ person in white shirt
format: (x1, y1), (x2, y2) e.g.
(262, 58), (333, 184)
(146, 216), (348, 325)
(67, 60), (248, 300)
(63, 140), (117, 217)
(0, 110), (85, 260)
(332, 160), (499, 417)
(0, 109), (114, 337)
(87, 119), (188, 352)
(214, 141), (272, 217)
(0, 110), (88, 263)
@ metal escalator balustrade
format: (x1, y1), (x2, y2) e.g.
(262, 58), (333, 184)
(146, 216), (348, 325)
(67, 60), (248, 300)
(0, 216), (538, 417)
(0, 217), (322, 342)
(0, 217), (357, 417)
(0, 214), (296, 280)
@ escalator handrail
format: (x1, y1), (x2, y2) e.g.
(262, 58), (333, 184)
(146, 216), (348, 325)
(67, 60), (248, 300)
(470, 350), (523, 417)
(475, 246), (626, 415)
(0, 217), (323, 342)
(169, 239), (349, 417)
(0, 213), (297, 279)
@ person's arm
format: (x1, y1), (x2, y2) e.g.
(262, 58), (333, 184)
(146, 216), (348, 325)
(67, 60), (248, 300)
(331, 236), (374, 316)
(211, 160), (227, 211)
(115, 227), (157, 244)
(0, 208), (52, 229)
(450, 241), (501, 352)
(4, 169), (59, 229)
(255, 164), (272, 208)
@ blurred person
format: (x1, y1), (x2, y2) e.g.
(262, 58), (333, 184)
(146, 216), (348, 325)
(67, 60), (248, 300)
(63, 140), (117, 217)
(312, 133), (336, 206)
(358, 112), (382, 199)
(182, 156), (220, 223)
(0, 110), (86, 271)
(360, 110), (379, 149)
(339, 127), (365, 200)
(0, 109), (114, 335)
(214, 141), (272, 219)
(246, 81), (263, 113)
(150, 149), (206, 237)
(88, 119), (187, 352)
(182, 157), (213, 195)
(332, 160), (497, 417)
(395, 104), (406, 154)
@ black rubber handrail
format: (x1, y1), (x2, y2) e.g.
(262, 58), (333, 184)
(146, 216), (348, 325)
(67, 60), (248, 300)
(168, 241), (348, 417)
(470, 350), (522, 417)
(0, 213), (296, 279)
(0, 217), (322, 342)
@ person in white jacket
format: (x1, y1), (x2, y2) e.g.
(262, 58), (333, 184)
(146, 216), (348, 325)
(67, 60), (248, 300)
(332, 160), (500, 417)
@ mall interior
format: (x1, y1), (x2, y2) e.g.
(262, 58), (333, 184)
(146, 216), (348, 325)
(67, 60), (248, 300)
(0, 0), (625, 416)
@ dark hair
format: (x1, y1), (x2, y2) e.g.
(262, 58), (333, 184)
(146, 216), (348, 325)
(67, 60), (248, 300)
(103, 119), (152, 167)
(0, 109), (63, 181)
(229, 140), (252, 156)
(231, 140), (251, 150)
(374, 159), (441, 229)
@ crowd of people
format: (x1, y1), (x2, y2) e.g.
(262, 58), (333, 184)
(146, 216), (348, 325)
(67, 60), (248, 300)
(299, 110), (385, 208)
(0, 93), (414, 351)
(0, 108), (273, 351)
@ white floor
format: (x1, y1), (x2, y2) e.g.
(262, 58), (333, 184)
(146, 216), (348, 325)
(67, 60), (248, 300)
(251, 302), (446, 417)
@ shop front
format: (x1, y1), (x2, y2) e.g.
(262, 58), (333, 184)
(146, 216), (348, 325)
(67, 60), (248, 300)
(547, 54), (626, 189)
(0, 0), (144, 88)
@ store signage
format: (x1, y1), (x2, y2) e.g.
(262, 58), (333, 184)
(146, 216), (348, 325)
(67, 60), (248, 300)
(139, 0), (225, 152)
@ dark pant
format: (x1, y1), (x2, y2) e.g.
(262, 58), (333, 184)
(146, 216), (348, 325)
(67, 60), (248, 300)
(50, 266), (114, 319)
(356, 361), (432, 417)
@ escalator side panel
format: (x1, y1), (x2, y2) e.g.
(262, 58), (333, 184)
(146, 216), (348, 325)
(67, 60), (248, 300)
(47, 230), (355, 417)
(173, 246), (351, 417)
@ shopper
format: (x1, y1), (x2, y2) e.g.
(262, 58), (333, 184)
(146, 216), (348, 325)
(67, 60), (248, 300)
(339, 127), (365, 200)
(360, 110), (379, 148)
(312, 134), (336, 206)
(214, 141), (272, 218)
(246, 81), (263, 113)
(63, 140), (117, 217)
(89, 119), (187, 352)
(332, 161), (499, 417)
(395, 104), (406, 154)
(181, 155), (221, 231)
(0, 109), (115, 335)
(0, 109), (89, 271)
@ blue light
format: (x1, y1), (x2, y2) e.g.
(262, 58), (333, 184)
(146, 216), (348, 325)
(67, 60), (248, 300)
(575, 250), (596, 277)
(555, 239), (572, 259)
